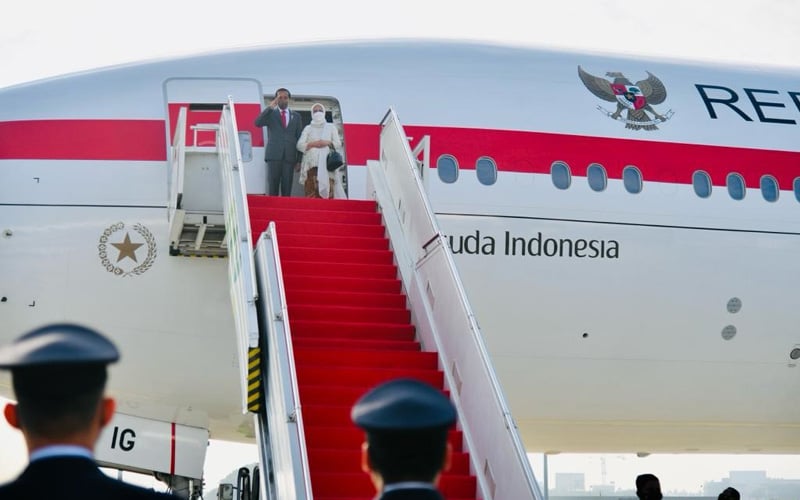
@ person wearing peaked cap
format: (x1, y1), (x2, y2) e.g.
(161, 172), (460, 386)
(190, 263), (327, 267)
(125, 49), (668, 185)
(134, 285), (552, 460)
(0, 323), (177, 500)
(351, 378), (457, 500)
(635, 473), (663, 500)
(718, 486), (740, 500)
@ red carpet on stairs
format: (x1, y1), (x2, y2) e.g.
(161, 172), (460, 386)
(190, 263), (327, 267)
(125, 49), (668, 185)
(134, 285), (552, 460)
(248, 194), (478, 500)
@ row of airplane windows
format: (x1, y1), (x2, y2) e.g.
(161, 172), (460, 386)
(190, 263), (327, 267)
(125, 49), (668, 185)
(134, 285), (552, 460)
(435, 155), (797, 203)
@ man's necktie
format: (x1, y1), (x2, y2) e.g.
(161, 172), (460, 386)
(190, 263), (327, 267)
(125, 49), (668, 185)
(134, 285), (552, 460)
(281, 109), (287, 128)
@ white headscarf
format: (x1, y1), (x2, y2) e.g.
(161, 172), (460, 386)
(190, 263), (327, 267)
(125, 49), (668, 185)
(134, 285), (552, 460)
(300, 103), (346, 199)
(310, 103), (326, 127)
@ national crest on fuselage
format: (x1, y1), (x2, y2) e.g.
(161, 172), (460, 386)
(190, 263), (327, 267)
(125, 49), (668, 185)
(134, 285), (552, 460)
(98, 222), (157, 277)
(578, 66), (674, 130)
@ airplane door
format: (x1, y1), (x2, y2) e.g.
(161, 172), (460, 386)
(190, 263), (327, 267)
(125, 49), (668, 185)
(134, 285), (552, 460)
(164, 78), (267, 194)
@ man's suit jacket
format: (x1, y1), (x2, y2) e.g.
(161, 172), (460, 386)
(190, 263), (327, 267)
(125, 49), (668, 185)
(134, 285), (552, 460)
(0, 456), (176, 500)
(254, 106), (303, 163)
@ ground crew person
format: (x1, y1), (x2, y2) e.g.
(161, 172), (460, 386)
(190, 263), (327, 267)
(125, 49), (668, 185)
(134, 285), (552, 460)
(0, 322), (176, 499)
(351, 378), (457, 500)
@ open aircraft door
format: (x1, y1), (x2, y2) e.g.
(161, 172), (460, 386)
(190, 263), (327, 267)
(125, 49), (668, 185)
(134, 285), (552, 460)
(163, 77), (266, 197)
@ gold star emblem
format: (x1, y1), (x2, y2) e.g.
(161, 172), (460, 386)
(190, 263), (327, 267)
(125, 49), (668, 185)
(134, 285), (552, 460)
(111, 233), (144, 263)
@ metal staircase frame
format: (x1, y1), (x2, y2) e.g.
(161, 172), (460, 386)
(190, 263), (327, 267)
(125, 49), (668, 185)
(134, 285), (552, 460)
(366, 107), (545, 500)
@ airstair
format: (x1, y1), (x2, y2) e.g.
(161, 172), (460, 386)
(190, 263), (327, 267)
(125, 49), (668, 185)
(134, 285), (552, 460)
(250, 195), (481, 499)
(177, 97), (544, 500)
(167, 106), (229, 257)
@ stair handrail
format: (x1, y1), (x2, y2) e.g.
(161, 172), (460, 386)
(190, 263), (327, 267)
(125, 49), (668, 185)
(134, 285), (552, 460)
(367, 107), (544, 500)
(168, 106), (187, 222)
(219, 98), (260, 414)
(254, 224), (313, 500)
(223, 97), (258, 304)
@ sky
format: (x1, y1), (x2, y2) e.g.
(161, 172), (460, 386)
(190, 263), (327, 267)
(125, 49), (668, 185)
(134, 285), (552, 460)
(2, 0), (800, 89)
(2, 0), (800, 495)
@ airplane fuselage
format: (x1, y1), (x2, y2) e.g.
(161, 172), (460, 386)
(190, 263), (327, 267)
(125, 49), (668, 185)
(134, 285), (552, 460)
(1, 40), (799, 453)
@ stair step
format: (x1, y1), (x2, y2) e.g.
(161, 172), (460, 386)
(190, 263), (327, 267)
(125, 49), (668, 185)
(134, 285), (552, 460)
(307, 448), (470, 475)
(303, 425), (464, 452)
(300, 385), (376, 407)
(280, 246), (394, 265)
(291, 320), (414, 341)
(281, 260), (398, 280)
(289, 304), (410, 324)
(285, 289), (407, 309)
(278, 233), (389, 251)
(304, 399), (464, 432)
(296, 366), (443, 388)
(250, 206), (382, 225)
(247, 195), (377, 212)
(294, 348), (437, 370)
(300, 383), (451, 407)
(283, 275), (402, 294)
(310, 472), (476, 498)
(303, 404), (367, 426)
(256, 220), (386, 239)
(292, 337), (419, 352)
(314, 497), (475, 500)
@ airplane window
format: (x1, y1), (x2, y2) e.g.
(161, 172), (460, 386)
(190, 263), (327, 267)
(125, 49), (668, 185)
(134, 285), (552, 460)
(760, 175), (779, 202)
(551, 161), (571, 190)
(726, 173), (745, 201)
(692, 171), (712, 198)
(237, 131), (252, 162)
(794, 177), (800, 202)
(437, 155), (458, 184)
(622, 165), (643, 194)
(476, 156), (497, 186)
(587, 163), (607, 192)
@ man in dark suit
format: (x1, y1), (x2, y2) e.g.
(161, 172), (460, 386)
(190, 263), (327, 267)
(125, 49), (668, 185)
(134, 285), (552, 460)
(0, 323), (176, 499)
(351, 378), (457, 500)
(254, 87), (304, 196)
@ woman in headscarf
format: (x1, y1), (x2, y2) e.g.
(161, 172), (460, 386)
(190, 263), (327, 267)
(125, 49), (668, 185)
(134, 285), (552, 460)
(296, 103), (345, 199)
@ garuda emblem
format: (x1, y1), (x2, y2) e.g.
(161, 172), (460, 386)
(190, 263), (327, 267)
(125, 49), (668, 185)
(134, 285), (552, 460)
(578, 66), (673, 130)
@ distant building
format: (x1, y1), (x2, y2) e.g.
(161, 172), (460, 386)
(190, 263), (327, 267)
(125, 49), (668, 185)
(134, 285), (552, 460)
(704, 470), (800, 500)
(554, 472), (586, 494)
(589, 484), (615, 495)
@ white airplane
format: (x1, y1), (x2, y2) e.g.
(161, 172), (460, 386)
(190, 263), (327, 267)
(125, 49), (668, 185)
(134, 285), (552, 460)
(1, 39), (799, 496)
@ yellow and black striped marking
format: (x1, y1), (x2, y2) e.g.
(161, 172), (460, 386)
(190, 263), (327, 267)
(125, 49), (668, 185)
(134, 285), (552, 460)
(247, 347), (263, 412)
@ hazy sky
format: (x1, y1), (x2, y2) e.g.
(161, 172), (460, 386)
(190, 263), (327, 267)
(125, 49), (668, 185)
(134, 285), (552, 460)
(2, 0), (799, 89)
(2, 0), (799, 494)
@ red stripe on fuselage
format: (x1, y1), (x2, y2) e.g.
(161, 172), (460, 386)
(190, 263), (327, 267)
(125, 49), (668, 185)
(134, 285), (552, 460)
(349, 124), (800, 189)
(170, 421), (176, 476)
(1, 119), (798, 189)
(0, 120), (166, 161)
(167, 103), (265, 148)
